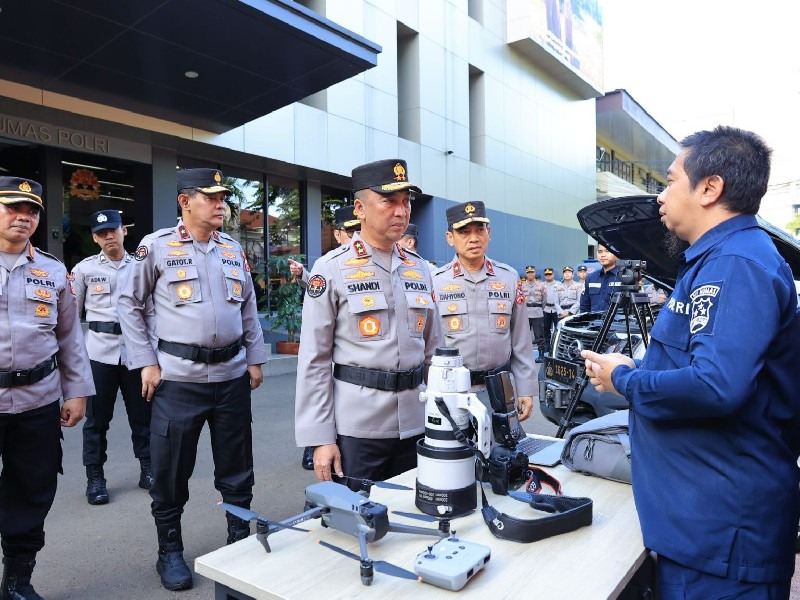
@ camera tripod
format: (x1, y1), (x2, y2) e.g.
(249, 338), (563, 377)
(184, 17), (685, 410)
(555, 283), (654, 439)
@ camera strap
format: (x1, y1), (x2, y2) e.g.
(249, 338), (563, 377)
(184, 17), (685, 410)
(479, 485), (592, 543)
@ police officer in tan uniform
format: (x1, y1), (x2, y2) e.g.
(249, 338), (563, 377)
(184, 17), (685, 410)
(295, 159), (441, 486)
(290, 205), (360, 470)
(520, 265), (546, 362)
(431, 201), (535, 421)
(555, 265), (581, 319)
(541, 267), (560, 354)
(118, 168), (267, 591)
(71, 210), (154, 506)
(0, 177), (94, 600)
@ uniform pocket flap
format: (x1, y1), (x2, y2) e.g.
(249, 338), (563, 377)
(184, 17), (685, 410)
(404, 291), (434, 310)
(163, 266), (199, 283)
(25, 284), (57, 304)
(346, 293), (388, 314)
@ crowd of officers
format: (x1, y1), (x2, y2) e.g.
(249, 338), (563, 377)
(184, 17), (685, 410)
(0, 160), (664, 599)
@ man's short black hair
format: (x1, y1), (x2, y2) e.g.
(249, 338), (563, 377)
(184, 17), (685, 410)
(680, 125), (771, 215)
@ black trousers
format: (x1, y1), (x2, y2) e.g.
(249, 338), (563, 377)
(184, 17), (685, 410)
(149, 376), (254, 525)
(0, 401), (61, 559)
(337, 434), (421, 490)
(542, 311), (558, 353)
(529, 317), (545, 351)
(83, 360), (151, 466)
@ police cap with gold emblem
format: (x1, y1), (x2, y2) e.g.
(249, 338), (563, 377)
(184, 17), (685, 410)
(0, 176), (44, 210)
(577, 265), (588, 272)
(177, 168), (232, 196)
(544, 268), (554, 275)
(525, 265), (535, 274)
(334, 205), (361, 230)
(446, 201), (490, 230)
(89, 209), (123, 233)
(563, 265), (574, 273)
(351, 159), (422, 195)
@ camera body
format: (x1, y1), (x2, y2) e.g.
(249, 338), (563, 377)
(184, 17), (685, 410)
(617, 259), (647, 286)
(474, 371), (529, 496)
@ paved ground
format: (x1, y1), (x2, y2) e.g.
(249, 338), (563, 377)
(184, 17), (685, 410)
(22, 365), (800, 599)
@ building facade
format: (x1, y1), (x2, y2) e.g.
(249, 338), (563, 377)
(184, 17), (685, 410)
(0, 0), (602, 286)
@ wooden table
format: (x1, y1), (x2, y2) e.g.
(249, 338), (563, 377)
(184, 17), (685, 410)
(195, 465), (645, 599)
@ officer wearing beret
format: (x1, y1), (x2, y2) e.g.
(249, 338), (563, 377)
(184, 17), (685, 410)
(117, 168), (267, 591)
(555, 265), (582, 319)
(291, 205), (361, 471)
(431, 201), (535, 421)
(295, 159), (442, 486)
(520, 266), (546, 362)
(541, 267), (560, 354)
(0, 177), (94, 600)
(71, 210), (155, 505)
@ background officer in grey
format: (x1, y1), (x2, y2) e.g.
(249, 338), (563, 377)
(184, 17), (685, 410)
(289, 205), (360, 471)
(0, 176), (93, 600)
(431, 201), (535, 421)
(295, 159), (441, 487)
(555, 265), (581, 319)
(521, 265), (546, 362)
(71, 210), (154, 506)
(118, 168), (267, 591)
(541, 267), (559, 353)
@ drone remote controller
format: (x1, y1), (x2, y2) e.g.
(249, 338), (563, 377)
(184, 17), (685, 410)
(413, 536), (491, 591)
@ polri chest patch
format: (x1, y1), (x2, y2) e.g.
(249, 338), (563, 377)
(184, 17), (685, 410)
(689, 282), (722, 335)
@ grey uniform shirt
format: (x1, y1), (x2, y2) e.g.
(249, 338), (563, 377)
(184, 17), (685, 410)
(117, 221), (267, 383)
(294, 234), (442, 446)
(543, 280), (560, 314)
(555, 281), (582, 316)
(431, 256), (536, 397)
(0, 244), (94, 413)
(71, 252), (154, 365)
(521, 280), (544, 318)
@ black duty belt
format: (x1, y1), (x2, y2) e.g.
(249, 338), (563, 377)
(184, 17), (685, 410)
(158, 339), (243, 364)
(545, 303), (555, 307)
(88, 321), (122, 335)
(0, 355), (58, 388)
(333, 362), (424, 392)
(470, 359), (512, 386)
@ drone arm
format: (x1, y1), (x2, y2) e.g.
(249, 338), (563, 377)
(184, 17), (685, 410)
(256, 506), (327, 553)
(387, 521), (448, 538)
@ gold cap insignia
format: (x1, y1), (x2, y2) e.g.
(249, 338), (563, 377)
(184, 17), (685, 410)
(214, 171), (222, 183)
(393, 163), (407, 181)
(19, 181), (32, 193)
(464, 204), (475, 214)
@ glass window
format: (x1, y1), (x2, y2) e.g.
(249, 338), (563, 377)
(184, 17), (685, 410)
(320, 185), (352, 255)
(267, 176), (301, 256)
(224, 174), (267, 308)
(61, 151), (138, 271)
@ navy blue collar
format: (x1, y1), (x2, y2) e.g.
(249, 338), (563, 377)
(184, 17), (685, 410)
(680, 214), (758, 265)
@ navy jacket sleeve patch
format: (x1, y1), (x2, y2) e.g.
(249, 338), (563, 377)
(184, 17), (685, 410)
(689, 281), (722, 335)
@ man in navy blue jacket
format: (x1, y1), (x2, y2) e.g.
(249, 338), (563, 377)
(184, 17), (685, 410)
(582, 126), (800, 598)
(578, 244), (620, 313)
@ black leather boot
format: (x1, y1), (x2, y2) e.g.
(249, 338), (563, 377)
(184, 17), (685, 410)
(85, 465), (109, 505)
(1, 557), (44, 600)
(138, 458), (154, 490)
(225, 513), (251, 545)
(155, 523), (192, 591)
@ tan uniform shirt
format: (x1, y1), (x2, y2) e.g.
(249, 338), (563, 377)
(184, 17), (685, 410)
(71, 252), (154, 365)
(555, 281), (582, 316)
(521, 280), (545, 318)
(0, 244), (94, 413)
(117, 221), (267, 383)
(294, 234), (442, 446)
(543, 280), (560, 314)
(431, 256), (536, 396)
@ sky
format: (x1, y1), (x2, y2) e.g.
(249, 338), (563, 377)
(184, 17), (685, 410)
(601, 0), (800, 200)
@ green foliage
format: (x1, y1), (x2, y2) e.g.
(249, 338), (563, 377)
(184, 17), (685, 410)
(266, 253), (305, 343)
(787, 214), (800, 236)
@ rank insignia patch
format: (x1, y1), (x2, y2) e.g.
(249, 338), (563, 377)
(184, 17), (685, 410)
(359, 316), (380, 337)
(176, 284), (193, 300)
(35, 304), (50, 318)
(307, 275), (327, 298)
(134, 246), (148, 261)
(353, 240), (367, 257)
(453, 262), (462, 277)
(178, 225), (190, 240)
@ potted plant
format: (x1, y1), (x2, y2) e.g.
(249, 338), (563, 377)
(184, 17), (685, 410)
(266, 254), (305, 354)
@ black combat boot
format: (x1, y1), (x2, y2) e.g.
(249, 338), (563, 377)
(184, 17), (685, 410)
(225, 513), (251, 545)
(155, 522), (192, 591)
(1, 557), (44, 600)
(85, 465), (109, 505)
(138, 458), (154, 490)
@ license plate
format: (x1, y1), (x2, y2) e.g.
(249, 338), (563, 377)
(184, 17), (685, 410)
(544, 356), (578, 386)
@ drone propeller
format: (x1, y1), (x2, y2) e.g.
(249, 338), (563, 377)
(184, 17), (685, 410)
(317, 540), (419, 581)
(334, 475), (413, 491)
(217, 503), (310, 532)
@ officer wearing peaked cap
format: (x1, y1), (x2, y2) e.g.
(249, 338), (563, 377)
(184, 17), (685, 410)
(0, 176), (94, 600)
(521, 265), (546, 361)
(555, 265), (581, 319)
(431, 201), (536, 422)
(117, 168), (268, 591)
(541, 267), (560, 352)
(295, 159), (442, 488)
(71, 210), (155, 506)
